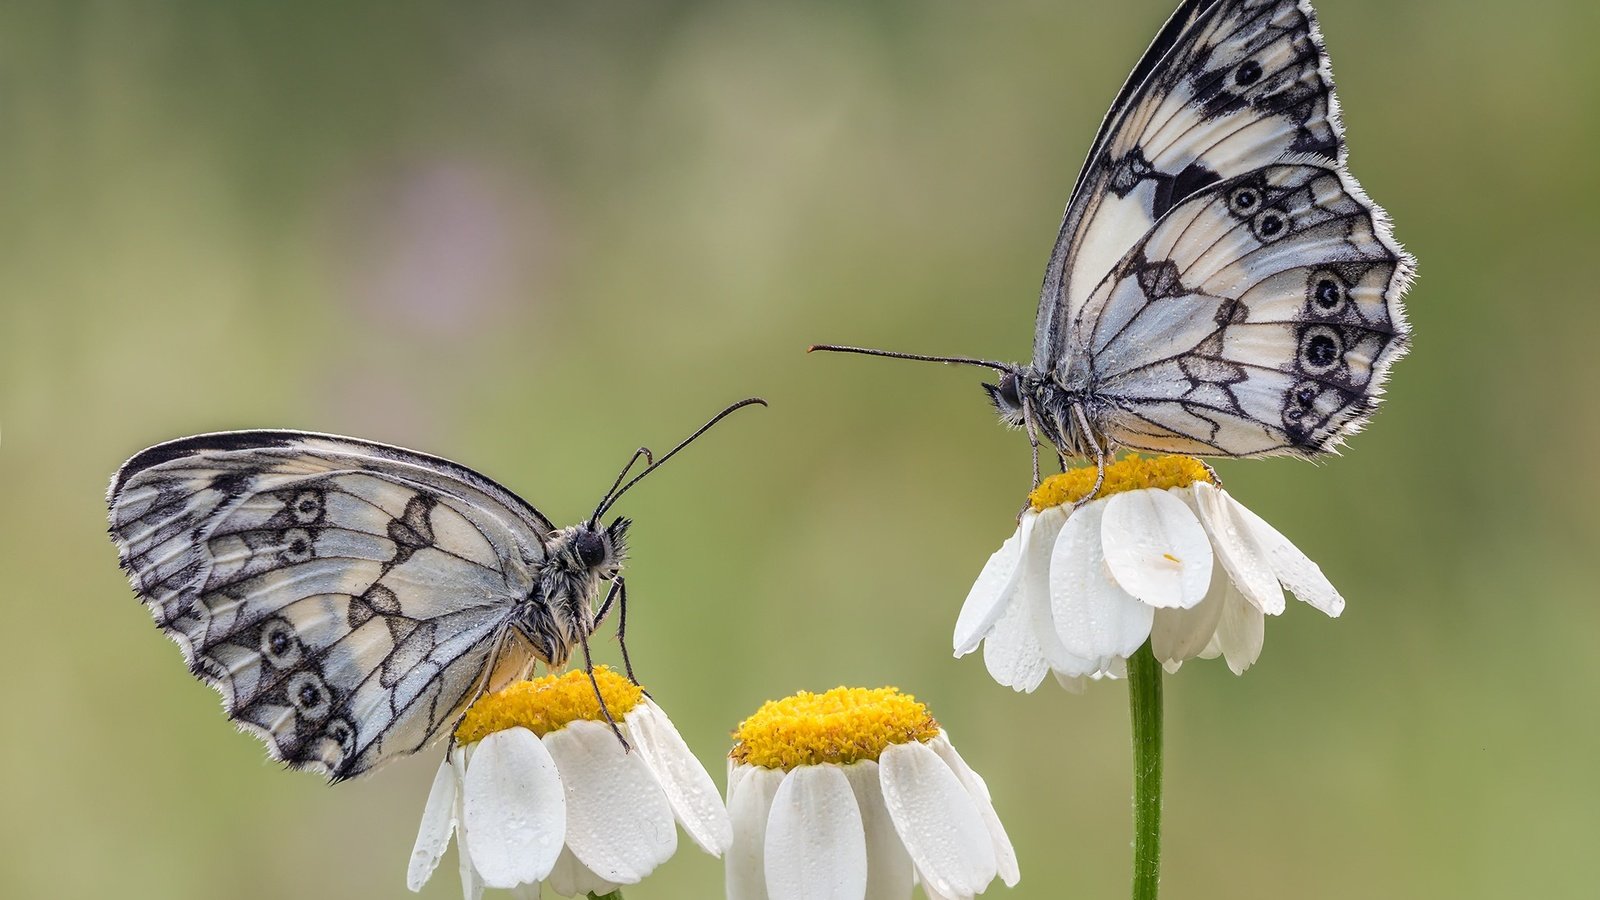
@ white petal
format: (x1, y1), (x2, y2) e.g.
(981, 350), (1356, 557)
(508, 882), (541, 900)
(954, 517), (1030, 656)
(1215, 583), (1266, 674)
(545, 845), (621, 898)
(1052, 671), (1089, 693)
(728, 756), (749, 805)
(982, 571), (1051, 692)
(1228, 493), (1345, 616)
(1050, 502), (1155, 662)
(1191, 483), (1285, 615)
(408, 756), (459, 891)
(841, 760), (915, 900)
(1101, 489), (1214, 609)
(1020, 508), (1099, 677)
(1149, 556), (1228, 667)
(628, 700), (733, 856)
(462, 729), (566, 889)
(726, 765), (784, 900)
(927, 734), (1019, 888)
(452, 748), (485, 900)
(458, 861), (483, 900)
(544, 719), (677, 884)
(764, 766), (869, 900)
(878, 741), (997, 898)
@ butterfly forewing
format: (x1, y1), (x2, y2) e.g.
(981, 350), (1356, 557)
(1071, 164), (1409, 456)
(109, 432), (554, 780)
(1035, 0), (1345, 376)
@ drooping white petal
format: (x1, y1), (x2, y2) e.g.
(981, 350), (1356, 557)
(507, 882), (541, 900)
(1215, 583), (1266, 674)
(954, 516), (1031, 656)
(841, 760), (915, 900)
(878, 741), (998, 898)
(1020, 508), (1099, 678)
(1227, 493), (1345, 616)
(461, 729), (566, 889)
(408, 756), (459, 891)
(728, 756), (748, 805)
(1101, 489), (1214, 609)
(545, 845), (621, 898)
(627, 700), (733, 855)
(458, 861), (483, 900)
(982, 575), (1051, 692)
(1050, 502), (1155, 662)
(926, 734), (1019, 888)
(1191, 483), (1285, 615)
(1052, 671), (1090, 693)
(764, 766), (869, 900)
(544, 719), (677, 884)
(453, 748), (485, 900)
(1150, 556), (1228, 667)
(726, 765), (784, 900)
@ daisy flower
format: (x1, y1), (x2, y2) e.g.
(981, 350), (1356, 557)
(407, 665), (732, 899)
(954, 455), (1344, 689)
(726, 686), (1017, 900)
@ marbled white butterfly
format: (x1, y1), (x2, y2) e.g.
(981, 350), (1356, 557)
(814, 0), (1414, 493)
(108, 400), (763, 781)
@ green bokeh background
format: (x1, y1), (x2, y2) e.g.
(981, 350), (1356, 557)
(3, 1), (1596, 898)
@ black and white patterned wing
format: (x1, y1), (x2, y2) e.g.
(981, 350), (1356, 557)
(108, 432), (553, 781)
(1035, 0), (1345, 374)
(1074, 164), (1411, 456)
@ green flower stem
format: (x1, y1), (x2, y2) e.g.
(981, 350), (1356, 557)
(588, 892), (624, 900)
(1128, 641), (1164, 900)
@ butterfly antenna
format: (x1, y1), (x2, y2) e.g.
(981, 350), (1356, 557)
(590, 446), (655, 527)
(808, 343), (1014, 374)
(591, 397), (767, 521)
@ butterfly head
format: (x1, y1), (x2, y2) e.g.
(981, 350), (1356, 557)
(568, 518), (630, 580)
(982, 368), (1029, 429)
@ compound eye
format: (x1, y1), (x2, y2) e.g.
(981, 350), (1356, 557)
(998, 372), (1022, 408)
(573, 531), (607, 568)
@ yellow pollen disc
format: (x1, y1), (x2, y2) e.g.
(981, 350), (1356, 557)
(455, 666), (644, 744)
(1029, 454), (1215, 511)
(730, 686), (941, 771)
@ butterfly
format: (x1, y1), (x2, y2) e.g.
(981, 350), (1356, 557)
(107, 399), (763, 781)
(813, 0), (1413, 492)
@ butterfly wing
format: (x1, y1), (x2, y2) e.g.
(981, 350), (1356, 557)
(108, 431), (554, 780)
(1072, 164), (1411, 456)
(1035, 0), (1345, 374)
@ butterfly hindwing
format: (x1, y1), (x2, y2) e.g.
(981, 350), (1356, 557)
(1068, 164), (1410, 456)
(1036, 0), (1344, 374)
(109, 432), (552, 780)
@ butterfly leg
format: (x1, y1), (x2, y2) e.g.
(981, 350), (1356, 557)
(594, 577), (621, 627)
(1071, 403), (1106, 508)
(1022, 400), (1043, 489)
(613, 577), (644, 688)
(591, 576), (642, 686)
(578, 628), (631, 751)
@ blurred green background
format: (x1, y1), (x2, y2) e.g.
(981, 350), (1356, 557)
(3, 1), (1596, 898)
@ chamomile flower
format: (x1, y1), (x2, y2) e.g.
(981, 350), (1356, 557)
(955, 455), (1344, 689)
(408, 666), (731, 899)
(726, 686), (1017, 900)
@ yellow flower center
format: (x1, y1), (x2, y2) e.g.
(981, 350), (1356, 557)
(1029, 454), (1215, 510)
(455, 666), (644, 744)
(730, 686), (941, 771)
